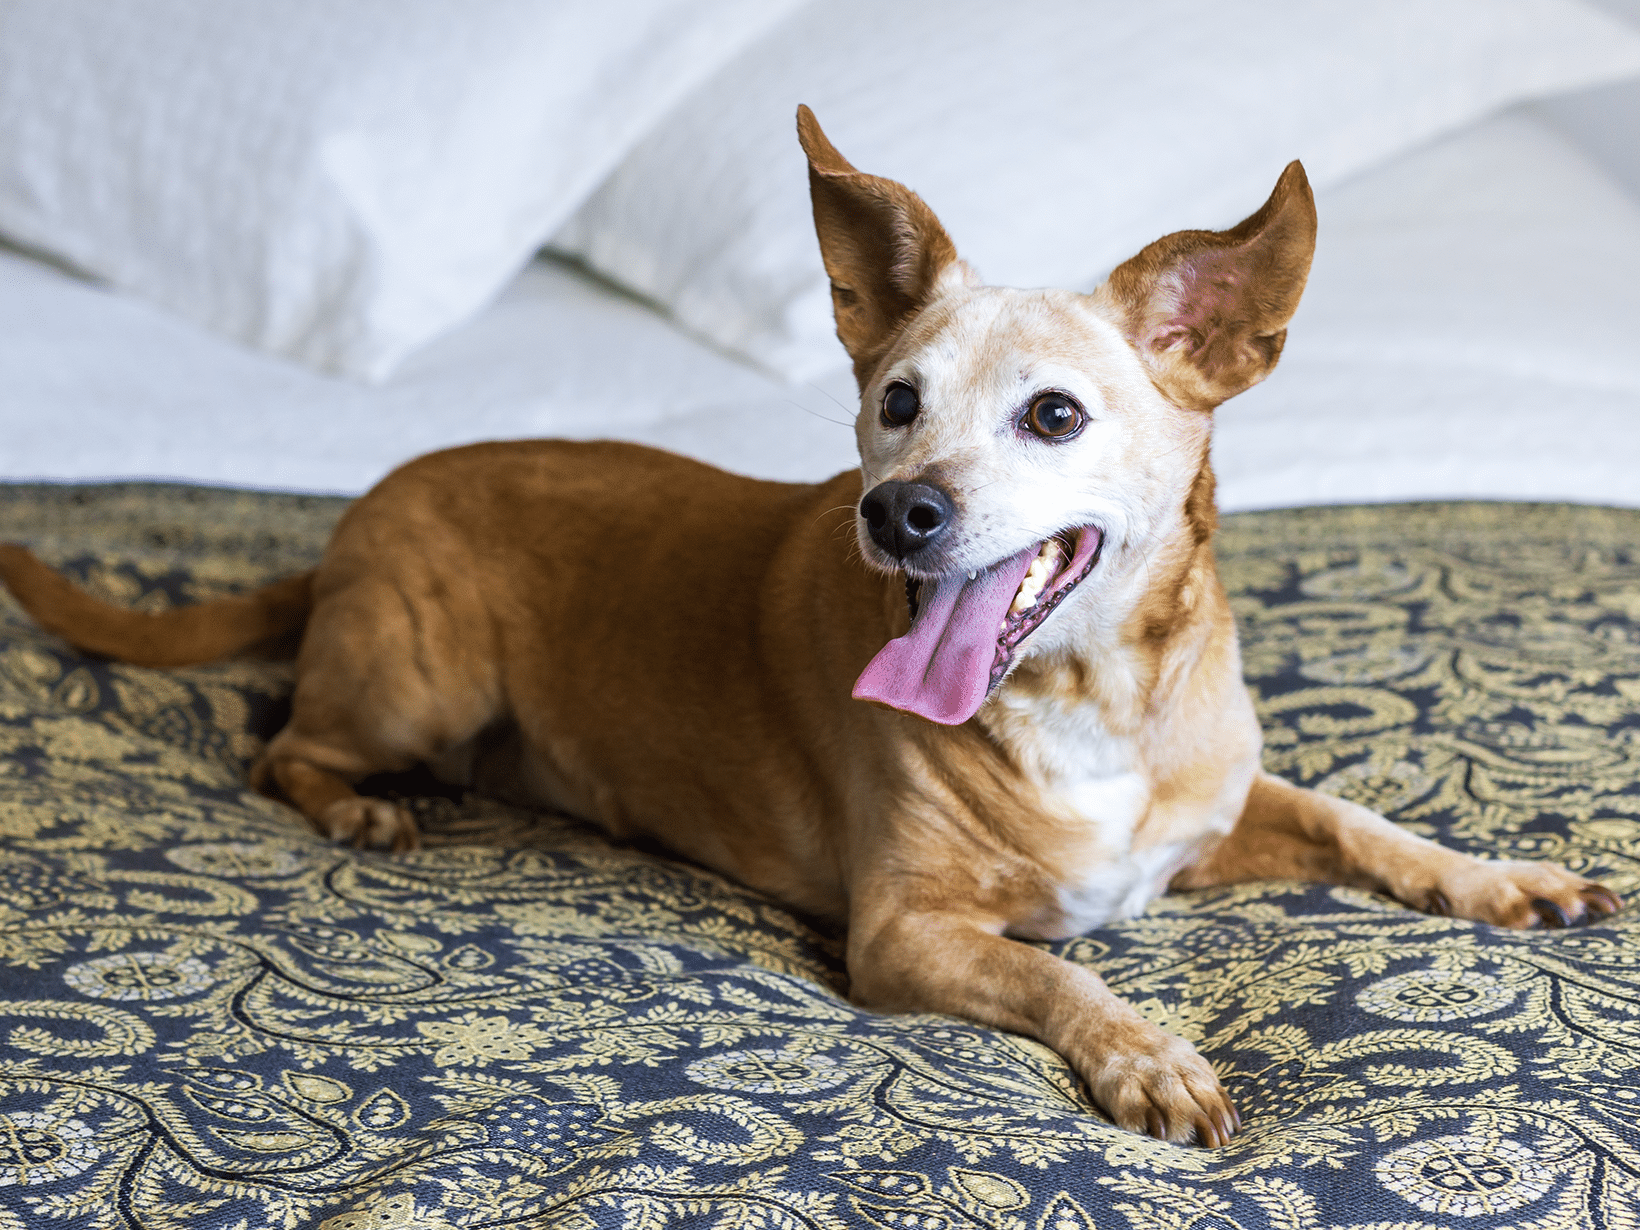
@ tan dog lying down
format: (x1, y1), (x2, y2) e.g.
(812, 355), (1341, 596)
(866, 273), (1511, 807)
(1, 108), (1621, 1147)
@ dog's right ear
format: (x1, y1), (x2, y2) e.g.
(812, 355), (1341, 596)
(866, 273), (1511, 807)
(798, 105), (973, 389)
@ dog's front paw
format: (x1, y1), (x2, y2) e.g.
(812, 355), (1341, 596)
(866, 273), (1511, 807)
(1418, 858), (1620, 929)
(317, 797), (421, 853)
(1081, 1027), (1238, 1147)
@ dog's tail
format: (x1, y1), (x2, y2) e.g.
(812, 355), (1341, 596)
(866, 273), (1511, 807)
(0, 543), (314, 668)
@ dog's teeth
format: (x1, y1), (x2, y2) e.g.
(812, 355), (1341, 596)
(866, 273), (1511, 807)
(968, 570), (978, 581)
(1007, 538), (1067, 615)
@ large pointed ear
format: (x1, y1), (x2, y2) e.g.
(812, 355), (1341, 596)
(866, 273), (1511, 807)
(1095, 161), (1317, 412)
(797, 105), (974, 388)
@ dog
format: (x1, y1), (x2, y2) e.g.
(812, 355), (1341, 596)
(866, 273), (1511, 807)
(0, 107), (1621, 1147)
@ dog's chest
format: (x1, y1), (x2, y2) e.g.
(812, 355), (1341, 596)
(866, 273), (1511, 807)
(1013, 770), (1190, 940)
(994, 701), (1190, 940)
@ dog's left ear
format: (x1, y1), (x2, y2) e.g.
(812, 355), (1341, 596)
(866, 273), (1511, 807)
(1096, 161), (1317, 412)
(797, 105), (975, 389)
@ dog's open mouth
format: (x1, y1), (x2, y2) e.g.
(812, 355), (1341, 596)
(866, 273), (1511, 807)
(853, 526), (1104, 725)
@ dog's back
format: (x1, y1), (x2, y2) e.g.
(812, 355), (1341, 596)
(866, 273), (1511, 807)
(1, 438), (886, 907)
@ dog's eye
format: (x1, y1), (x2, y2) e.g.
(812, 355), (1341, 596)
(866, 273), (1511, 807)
(1024, 392), (1084, 440)
(880, 381), (921, 428)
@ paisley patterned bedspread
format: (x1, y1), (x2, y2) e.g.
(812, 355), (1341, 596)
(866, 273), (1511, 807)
(2, 483), (1639, 1230)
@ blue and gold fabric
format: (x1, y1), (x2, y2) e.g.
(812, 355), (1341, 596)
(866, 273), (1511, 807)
(2, 483), (1639, 1229)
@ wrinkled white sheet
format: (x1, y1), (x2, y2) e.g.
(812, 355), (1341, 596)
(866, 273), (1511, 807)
(1219, 111), (1640, 509)
(2, 110), (1638, 511)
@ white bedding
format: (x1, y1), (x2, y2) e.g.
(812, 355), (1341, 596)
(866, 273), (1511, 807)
(2, 109), (1639, 512)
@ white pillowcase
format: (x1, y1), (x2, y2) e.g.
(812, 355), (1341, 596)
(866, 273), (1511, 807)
(550, 0), (1640, 382)
(0, 0), (802, 379)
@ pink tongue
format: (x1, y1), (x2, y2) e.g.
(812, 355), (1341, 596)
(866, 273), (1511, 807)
(852, 545), (1039, 725)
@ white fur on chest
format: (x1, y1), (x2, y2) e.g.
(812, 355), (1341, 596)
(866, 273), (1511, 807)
(1048, 829), (1189, 933)
(1017, 767), (1187, 939)
(993, 688), (1192, 940)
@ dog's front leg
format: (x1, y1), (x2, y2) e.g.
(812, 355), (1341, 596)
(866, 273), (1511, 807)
(847, 900), (1239, 1145)
(1174, 771), (1622, 927)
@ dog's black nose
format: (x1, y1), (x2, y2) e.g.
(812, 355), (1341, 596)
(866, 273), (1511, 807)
(859, 481), (955, 560)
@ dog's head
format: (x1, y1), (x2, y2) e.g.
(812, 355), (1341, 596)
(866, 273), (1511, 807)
(796, 106), (1315, 726)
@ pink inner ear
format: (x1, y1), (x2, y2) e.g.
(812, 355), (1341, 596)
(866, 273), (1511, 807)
(1112, 160), (1313, 408)
(1147, 252), (1247, 361)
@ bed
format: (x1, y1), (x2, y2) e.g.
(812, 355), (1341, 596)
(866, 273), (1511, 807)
(4, 2), (1640, 1227)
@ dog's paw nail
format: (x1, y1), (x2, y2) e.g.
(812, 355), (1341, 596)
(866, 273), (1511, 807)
(1532, 897), (1572, 929)
(1424, 888), (1452, 917)
(1201, 1111), (1234, 1149)
(1584, 885), (1622, 918)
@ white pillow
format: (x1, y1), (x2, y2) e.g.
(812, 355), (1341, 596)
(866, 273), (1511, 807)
(550, 0), (1640, 382)
(0, 0), (803, 379)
